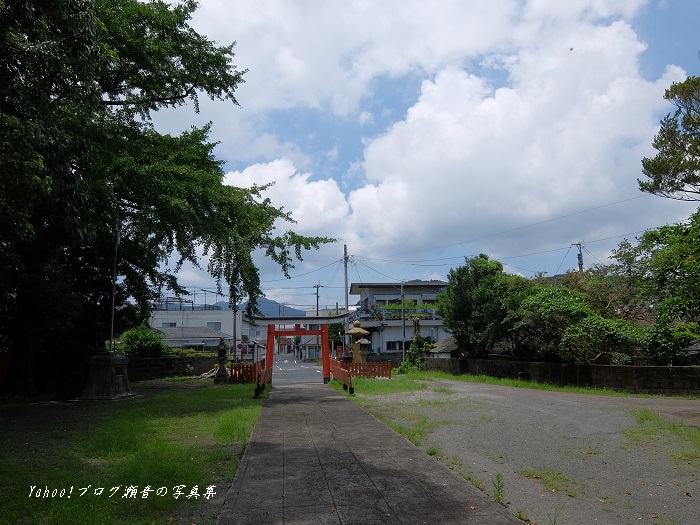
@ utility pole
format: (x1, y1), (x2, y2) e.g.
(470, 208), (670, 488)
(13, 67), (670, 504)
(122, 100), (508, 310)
(401, 280), (406, 362)
(572, 242), (584, 274)
(344, 244), (349, 351)
(314, 282), (324, 315)
(344, 245), (349, 315)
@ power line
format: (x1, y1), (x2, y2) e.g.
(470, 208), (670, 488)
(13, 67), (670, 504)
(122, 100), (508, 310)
(261, 258), (343, 283)
(364, 195), (647, 259)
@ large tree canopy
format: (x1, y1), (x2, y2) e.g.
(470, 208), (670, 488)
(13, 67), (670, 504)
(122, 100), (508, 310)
(640, 76), (700, 200)
(0, 0), (332, 393)
(436, 254), (531, 359)
(611, 209), (700, 324)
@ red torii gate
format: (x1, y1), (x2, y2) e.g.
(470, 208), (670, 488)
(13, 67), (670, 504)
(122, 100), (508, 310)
(251, 314), (348, 384)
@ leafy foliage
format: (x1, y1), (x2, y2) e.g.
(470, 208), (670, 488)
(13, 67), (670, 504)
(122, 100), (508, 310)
(0, 0), (333, 393)
(559, 315), (644, 364)
(398, 343), (424, 374)
(120, 325), (166, 359)
(611, 209), (700, 324)
(437, 254), (532, 358)
(511, 286), (594, 360)
(640, 76), (700, 201)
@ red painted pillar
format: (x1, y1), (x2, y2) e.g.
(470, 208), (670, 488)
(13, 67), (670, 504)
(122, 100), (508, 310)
(321, 324), (330, 383)
(266, 325), (275, 373)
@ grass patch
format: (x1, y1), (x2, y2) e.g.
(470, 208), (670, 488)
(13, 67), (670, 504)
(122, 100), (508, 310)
(409, 370), (673, 397)
(161, 375), (200, 382)
(380, 411), (446, 446)
(622, 408), (700, 466)
(0, 381), (264, 525)
(332, 374), (428, 396)
(425, 444), (444, 458)
(519, 468), (576, 496)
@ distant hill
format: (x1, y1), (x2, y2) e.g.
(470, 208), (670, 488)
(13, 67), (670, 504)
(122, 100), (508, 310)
(214, 297), (306, 317)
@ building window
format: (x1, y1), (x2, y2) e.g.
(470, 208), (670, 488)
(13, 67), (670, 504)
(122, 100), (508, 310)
(162, 322), (176, 328)
(207, 322), (222, 331)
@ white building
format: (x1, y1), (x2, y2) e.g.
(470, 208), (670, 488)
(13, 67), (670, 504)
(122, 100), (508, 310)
(349, 280), (448, 354)
(149, 305), (263, 356)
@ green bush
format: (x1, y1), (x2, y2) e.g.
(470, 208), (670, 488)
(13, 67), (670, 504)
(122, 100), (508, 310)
(641, 321), (700, 366)
(559, 315), (643, 364)
(398, 343), (424, 374)
(120, 325), (166, 358)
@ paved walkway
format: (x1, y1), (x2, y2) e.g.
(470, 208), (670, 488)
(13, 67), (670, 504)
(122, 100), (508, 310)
(217, 383), (519, 525)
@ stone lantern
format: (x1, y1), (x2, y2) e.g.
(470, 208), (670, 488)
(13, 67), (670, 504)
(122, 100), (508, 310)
(346, 320), (370, 364)
(214, 338), (229, 384)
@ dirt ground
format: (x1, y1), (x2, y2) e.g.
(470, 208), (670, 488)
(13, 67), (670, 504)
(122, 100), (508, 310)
(361, 379), (700, 525)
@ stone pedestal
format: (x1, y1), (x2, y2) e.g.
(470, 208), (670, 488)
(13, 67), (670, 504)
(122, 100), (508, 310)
(82, 351), (132, 400)
(351, 343), (363, 363)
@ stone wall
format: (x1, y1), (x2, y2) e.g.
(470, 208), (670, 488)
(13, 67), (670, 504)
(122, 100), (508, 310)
(423, 358), (700, 396)
(128, 356), (219, 382)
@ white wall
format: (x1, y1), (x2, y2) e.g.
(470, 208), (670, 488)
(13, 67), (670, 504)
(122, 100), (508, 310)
(149, 308), (259, 346)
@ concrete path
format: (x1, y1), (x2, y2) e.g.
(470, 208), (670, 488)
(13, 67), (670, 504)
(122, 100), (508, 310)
(217, 383), (519, 525)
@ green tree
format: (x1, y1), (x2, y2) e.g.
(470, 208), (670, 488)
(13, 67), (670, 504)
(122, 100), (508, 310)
(608, 212), (700, 364)
(611, 210), (700, 324)
(557, 266), (648, 321)
(559, 315), (643, 364)
(436, 254), (526, 358)
(0, 0), (332, 393)
(512, 286), (594, 360)
(639, 76), (700, 200)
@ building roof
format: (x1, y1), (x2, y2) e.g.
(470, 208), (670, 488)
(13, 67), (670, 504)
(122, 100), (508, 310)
(349, 280), (447, 295)
(248, 313), (348, 325)
(155, 326), (231, 341)
(429, 335), (457, 355)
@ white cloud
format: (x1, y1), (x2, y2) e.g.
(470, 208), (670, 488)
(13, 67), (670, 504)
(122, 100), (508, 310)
(223, 159), (350, 238)
(161, 0), (698, 306)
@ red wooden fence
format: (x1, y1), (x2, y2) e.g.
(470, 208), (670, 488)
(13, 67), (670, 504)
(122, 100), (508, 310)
(344, 361), (392, 379)
(255, 358), (272, 397)
(229, 362), (257, 383)
(229, 359), (271, 397)
(329, 358), (353, 394)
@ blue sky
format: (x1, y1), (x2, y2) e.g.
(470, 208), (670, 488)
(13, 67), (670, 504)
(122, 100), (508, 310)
(154, 0), (700, 312)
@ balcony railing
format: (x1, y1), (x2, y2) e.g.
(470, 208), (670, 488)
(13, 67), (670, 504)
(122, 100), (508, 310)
(349, 307), (441, 322)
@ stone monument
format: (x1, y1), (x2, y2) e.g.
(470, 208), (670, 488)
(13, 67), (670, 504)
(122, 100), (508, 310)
(82, 351), (131, 400)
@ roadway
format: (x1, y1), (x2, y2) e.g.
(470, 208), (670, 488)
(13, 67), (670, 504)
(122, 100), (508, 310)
(271, 352), (324, 385)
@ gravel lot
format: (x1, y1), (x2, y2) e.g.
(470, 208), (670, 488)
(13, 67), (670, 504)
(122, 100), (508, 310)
(356, 379), (700, 525)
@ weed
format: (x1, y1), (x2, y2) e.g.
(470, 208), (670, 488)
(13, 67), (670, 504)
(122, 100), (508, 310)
(426, 444), (443, 458)
(515, 509), (531, 522)
(492, 473), (505, 505)
(546, 503), (566, 525)
(464, 473), (485, 491)
(520, 468), (576, 496)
